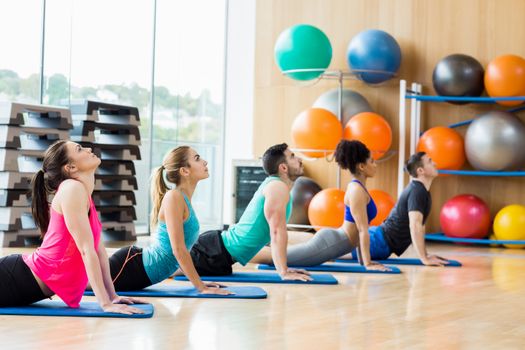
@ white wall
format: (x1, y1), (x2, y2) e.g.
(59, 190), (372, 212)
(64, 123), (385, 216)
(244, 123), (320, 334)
(222, 0), (256, 225)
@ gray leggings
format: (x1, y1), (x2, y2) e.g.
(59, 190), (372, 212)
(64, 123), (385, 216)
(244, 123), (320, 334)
(287, 228), (355, 266)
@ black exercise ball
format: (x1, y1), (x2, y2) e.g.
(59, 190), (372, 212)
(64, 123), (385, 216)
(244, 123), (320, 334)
(432, 54), (484, 104)
(289, 176), (322, 226)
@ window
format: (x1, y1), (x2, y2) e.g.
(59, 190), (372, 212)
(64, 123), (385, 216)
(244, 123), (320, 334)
(0, 1), (43, 103)
(43, 0), (154, 231)
(0, 0), (227, 234)
(152, 0), (226, 228)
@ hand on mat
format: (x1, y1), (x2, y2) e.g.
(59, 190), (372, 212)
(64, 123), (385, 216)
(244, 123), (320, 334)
(287, 268), (311, 276)
(199, 286), (235, 295)
(365, 261), (391, 272)
(423, 255), (449, 266)
(280, 269), (313, 282)
(112, 295), (148, 305)
(103, 303), (145, 315)
(204, 282), (227, 289)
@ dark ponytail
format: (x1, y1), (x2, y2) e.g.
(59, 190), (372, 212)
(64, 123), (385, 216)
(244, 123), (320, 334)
(30, 140), (70, 237)
(334, 140), (370, 174)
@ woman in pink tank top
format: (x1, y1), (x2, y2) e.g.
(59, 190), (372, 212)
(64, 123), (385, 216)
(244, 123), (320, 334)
(0, 140), (144, 314)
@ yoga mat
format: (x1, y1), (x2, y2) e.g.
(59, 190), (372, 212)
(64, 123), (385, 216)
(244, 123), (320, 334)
(258, 263), (401, 274)
(0, 300), (153, 318)
(334, 257), (461, 267)
(85, 285), (267, 299)
(174, 272), (338, 285)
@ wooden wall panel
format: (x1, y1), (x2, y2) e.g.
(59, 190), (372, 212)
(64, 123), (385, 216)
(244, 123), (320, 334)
(253, 0), (525, 232)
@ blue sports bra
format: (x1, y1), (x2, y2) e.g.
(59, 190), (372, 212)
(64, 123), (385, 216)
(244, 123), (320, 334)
(344, 179), (377, 224)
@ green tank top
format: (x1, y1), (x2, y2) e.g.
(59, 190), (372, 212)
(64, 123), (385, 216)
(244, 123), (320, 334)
(221, 176), (292, 265)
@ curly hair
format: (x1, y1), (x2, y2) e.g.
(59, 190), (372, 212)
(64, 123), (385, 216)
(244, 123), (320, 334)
(334, 140), (370, 174)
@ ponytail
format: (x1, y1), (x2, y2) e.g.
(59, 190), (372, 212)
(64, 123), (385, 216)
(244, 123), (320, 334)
(150, 146), (190, 229)
(150, 166), (169, 228)
(29, 140), (70, 237)
(30, 169), (50, 237)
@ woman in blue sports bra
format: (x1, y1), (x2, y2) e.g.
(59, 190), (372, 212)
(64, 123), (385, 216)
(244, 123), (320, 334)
(106, 146), (233, 295)
(252, 140), (390, 271)
(338, 140), (389, 271)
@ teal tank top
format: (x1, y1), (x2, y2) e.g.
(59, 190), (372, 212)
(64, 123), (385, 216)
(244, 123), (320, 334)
(142, 191), (200, 284)
(221, 176), (292, 265)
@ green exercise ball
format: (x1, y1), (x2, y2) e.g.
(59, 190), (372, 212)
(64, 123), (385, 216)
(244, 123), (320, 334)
(274, 24), (332, 81)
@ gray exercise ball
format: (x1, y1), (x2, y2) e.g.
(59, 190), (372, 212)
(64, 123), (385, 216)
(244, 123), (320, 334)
(432, 54), (485, 104)
(465, 111), (525, 171)
(313, 88), (372, 126)
(289, 176), (322, 225)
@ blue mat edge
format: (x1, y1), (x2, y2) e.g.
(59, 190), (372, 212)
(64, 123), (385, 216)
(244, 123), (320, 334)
(334, 258), (462, 267)
(257, 263), (401, 274)
(0, 300), (154, 318)
(173, 272), (338, 285)
(84, 285), (268, 299)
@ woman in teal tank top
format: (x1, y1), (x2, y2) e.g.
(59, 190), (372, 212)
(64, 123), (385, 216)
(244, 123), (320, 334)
(108, 146), (232, 295)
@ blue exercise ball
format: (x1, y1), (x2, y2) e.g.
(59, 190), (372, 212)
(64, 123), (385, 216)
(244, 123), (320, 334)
(274, 24), (332, 81)
(346, 29), (402, 84)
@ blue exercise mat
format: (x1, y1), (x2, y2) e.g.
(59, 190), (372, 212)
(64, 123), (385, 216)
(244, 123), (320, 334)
(258, 263), (401, 274)
(174, 272), (338, 285)
(334, 257), (462, 267)
(0, 300), (153, 318)
(426, 233), (525, 246)
(85, 285), (267, 299)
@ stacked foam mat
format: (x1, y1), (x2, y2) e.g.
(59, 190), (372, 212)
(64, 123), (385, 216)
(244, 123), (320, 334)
(69, 100), (140, 242)
(0, 102), (72, 246)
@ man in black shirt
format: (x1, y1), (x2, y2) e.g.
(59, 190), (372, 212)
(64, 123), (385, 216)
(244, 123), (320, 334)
(368, 152), (450, 266)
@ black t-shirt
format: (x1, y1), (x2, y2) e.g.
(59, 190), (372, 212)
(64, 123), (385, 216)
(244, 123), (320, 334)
(380, 180), (432, 256)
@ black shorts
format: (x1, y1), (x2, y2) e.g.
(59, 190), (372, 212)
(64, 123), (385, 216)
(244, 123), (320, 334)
(109, 246), (152, 291)
(0, 254), (47, 307)
(189, 230), (235, 276)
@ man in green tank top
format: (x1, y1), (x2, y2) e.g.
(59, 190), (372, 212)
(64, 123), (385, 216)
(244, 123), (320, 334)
(189, 143), (312, 281)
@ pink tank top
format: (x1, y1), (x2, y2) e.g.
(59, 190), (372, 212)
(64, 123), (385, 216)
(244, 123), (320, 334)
(23, 194), (102, 308)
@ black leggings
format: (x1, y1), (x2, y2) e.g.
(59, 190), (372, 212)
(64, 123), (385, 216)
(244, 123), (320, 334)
(0, 254), (47, 307)
(109, 246), (152, 291)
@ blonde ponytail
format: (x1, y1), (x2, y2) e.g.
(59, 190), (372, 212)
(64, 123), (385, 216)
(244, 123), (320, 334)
(150, 165), (169, 227)
(149, 146), (190, 228)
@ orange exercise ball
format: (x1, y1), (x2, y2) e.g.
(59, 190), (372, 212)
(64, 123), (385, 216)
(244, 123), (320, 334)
(417, 126), (465, 170)
(369, 189), (395, 226)
(291, 108), (342, 158)
(484, 54), (525, 106)
(343, 112), (392, 160)
(308, 188), (345, 230)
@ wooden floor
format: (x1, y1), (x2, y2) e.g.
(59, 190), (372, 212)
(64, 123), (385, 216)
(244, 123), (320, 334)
(1, 241), (525, 349)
